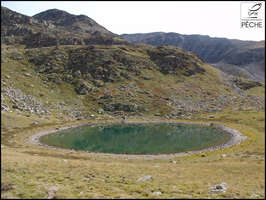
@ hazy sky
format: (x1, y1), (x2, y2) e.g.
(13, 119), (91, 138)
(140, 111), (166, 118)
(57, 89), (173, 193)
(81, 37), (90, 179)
(1, 1), (265, 41)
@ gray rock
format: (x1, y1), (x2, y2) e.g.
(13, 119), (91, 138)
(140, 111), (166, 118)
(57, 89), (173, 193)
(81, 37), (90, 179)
(209, 182), (227, 193)
(75, 81), (92, 95)
(93, 80), (104, 87)
(47, 186), (58, 199)
(142, 76), (151, 80)
(5, 75), (10, 79)
(73, 70), (82, 78)
(62, 74), (73, 82)
(251, 194), (260, 198)
(98, 108), (104, 114)
(12, 104), (21, 110)
(1, 104), (10, 112)
(169, 159), (177, 164)
(104, 103), (138, 112)
(136, 175), (152, 182)
(24, 72), (31, 77)
(4, 86), (49, 115)
(152, 191), (162, 196)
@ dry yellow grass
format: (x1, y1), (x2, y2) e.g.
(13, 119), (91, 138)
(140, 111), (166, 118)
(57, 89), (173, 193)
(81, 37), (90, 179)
(1, 110), (265, 199)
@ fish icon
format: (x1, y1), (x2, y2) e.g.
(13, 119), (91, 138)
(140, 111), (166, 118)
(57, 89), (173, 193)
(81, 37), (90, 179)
(248, 3), (262, 17)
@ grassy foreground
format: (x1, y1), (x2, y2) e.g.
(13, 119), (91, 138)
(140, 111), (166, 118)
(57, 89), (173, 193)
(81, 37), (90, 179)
(1, 110), (265, 199)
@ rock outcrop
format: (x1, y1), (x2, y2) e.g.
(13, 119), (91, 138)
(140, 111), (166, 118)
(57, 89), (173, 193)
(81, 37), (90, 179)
(121, 32), (265, 82)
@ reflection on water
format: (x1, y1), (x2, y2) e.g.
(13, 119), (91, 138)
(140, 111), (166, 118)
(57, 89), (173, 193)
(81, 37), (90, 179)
(40, 123), (231, 154)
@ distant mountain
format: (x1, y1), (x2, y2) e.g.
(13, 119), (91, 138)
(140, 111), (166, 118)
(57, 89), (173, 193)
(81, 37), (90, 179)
(33, 9), (113, 36)
(121, 32), (265, 82)
(1, 6), (127, 48)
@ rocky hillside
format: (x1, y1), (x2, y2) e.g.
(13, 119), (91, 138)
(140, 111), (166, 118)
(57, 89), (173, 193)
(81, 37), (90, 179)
(1, 7), (264, 124)
(1, 6), (127, 48)
(1, 43), (264, 123)
(2, 6), (264, 81)
(121, 32), (265, 82)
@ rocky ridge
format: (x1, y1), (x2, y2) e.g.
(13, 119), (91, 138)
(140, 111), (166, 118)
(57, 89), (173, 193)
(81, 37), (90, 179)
(1, 43), (264, 121)
(1, 6), (127, 48)
(121, 32), (265, 82)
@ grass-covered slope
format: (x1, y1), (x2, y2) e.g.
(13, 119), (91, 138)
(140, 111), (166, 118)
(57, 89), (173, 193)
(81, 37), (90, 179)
(1, 43), (264, 123)
(1, 42), (265, 199)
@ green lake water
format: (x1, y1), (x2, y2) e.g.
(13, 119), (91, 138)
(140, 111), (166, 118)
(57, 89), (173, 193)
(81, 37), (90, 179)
(39, 123), (231, 154)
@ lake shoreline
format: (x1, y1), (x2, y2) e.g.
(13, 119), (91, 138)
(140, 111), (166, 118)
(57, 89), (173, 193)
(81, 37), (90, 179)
(29, 121), (248, 159)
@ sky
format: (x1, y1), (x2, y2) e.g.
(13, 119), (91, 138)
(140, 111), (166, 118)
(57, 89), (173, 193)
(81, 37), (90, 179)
(1, 1), (265, 41)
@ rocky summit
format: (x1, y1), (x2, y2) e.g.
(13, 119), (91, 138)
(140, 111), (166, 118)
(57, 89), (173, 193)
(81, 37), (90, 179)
(1, 6), (127, 48)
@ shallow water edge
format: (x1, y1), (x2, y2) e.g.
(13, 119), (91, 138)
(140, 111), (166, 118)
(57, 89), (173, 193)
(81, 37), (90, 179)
(29, 121), (248, 159)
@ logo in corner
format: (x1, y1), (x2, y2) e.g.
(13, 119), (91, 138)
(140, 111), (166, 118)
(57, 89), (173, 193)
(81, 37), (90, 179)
(248, 3), (262, 18)
(241, 2), (264, 28)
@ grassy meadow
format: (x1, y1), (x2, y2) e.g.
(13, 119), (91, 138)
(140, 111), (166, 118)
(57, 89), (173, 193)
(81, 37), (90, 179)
(1, 110), (265, 199)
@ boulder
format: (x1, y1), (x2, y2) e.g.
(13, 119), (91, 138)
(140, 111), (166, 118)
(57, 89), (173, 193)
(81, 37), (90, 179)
(75, 81), (92, 95)
(209, 182), (227, 193)
(103, 103), (138, 112)
(93, 80), (104, 87)
(33, 65), (47, 73)
(24, 72), (31, 77)
(5, 75), (10, 79)
(152, 191), (162, 196)
(136, 175), (152, 182)
(47, 186), (59, 199)
(169, 159), (177, 164)
(73, 70), (82, 78)
(98, 108), (104, 114)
